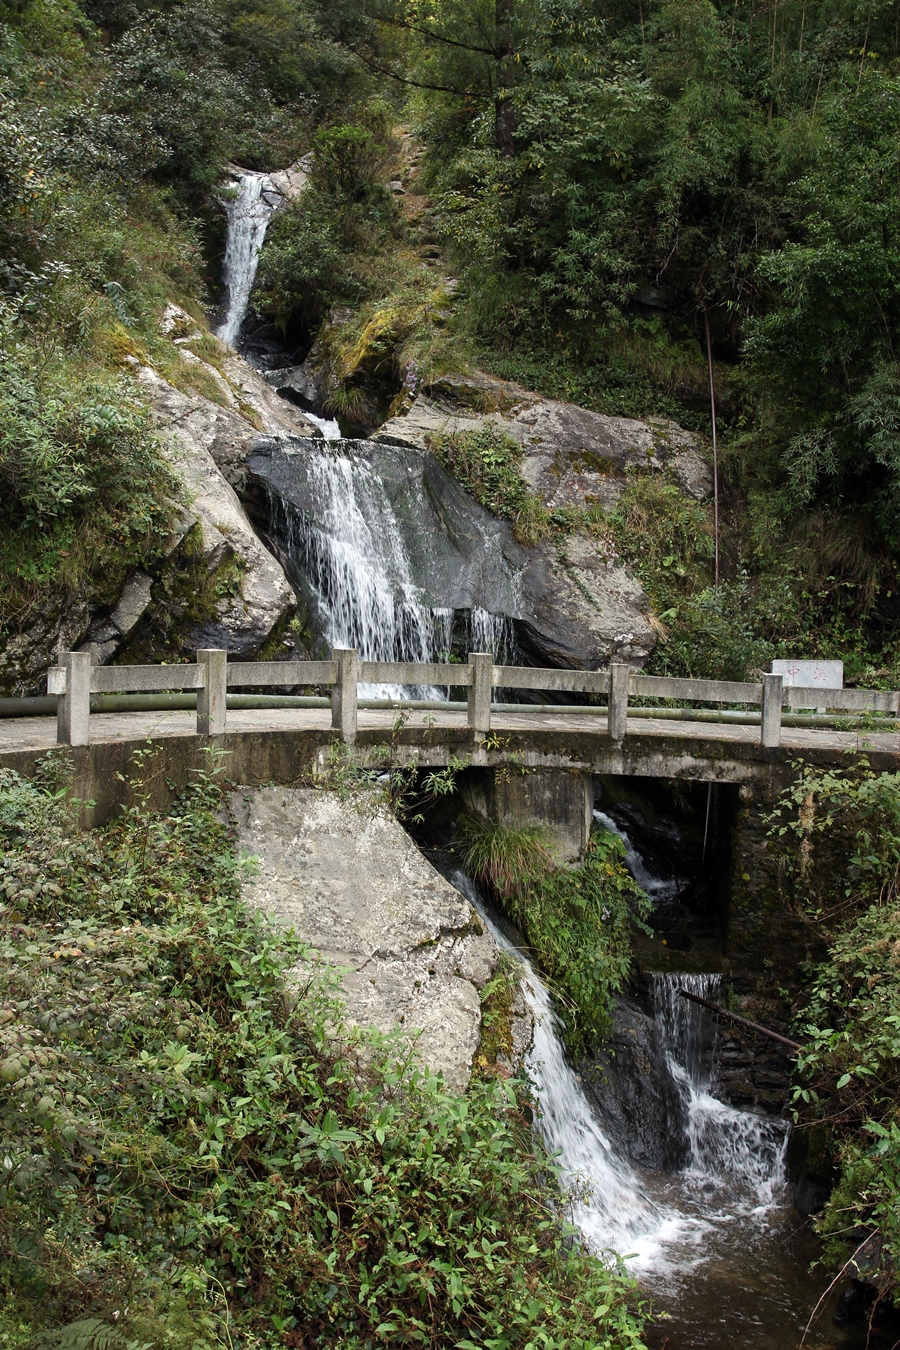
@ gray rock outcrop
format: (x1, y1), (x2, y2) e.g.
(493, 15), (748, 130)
(139, 365), (296, 656)
(581, 993), (690, 1170)
(230, 787), (529, 1090)
(374, 370), (711, 506)
(79, 571), (155, 664)
(245, 435), (656, 668)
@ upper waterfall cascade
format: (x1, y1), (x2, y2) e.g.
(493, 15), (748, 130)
(217, 170), (280, 347)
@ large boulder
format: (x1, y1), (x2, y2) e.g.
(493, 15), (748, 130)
(374, 370), (711, 507)
(245, 436), (657, 668)
(229, 786), (526, 1091)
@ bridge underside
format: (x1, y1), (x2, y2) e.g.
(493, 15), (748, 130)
(1, 706), (896, 824)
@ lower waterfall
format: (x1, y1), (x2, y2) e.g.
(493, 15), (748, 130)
(451, 872), (786, 1271)
(446, 866), (840, 1347)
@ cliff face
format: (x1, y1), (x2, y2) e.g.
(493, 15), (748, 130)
(229, 786), (532, 1091)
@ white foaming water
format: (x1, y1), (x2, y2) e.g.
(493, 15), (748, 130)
(305, 412), (342, 440)
(267, 446), (512, 695)
(448, 860), (788, 1280)
(217, 171), (279, 347)
(449, 871), (695, 1268)
(593, 808), (681, 905)
(652, 972), (788, 1207)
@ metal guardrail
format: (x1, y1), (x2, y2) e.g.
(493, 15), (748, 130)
(45, 649), (900, 749)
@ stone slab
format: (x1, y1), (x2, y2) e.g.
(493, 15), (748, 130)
(229, 787), (499, 1091)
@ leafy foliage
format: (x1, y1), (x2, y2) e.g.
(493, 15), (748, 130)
(769, 764), (900, 1291)
(255, 116), (398, 331)
(460, 815), (651, 1054)
(427, 426), (551, 544)
(0, 334), (178, 635)
(0, 757), (649, 1349)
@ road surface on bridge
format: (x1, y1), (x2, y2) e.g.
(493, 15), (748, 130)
(1, 706), (896, 758)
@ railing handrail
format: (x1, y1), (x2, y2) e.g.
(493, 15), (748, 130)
(47, 649), (899, 751)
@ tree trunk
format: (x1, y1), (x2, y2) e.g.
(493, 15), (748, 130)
(494, 0), (515, 156)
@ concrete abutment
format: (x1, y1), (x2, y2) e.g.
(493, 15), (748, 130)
(459, 767), (594, 862)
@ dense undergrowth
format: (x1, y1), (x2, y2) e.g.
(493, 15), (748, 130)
(460, 814), (651, 1056)
(0, 753), (648, 1350)
(770, 764), (900, 1300)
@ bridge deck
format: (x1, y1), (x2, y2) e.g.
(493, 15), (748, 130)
(1, 706), (897, 757)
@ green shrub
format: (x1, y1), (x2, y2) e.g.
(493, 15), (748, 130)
(0, 757), (649, 1349)
(770, 765), (900, 1294)
(0, 343), (178, 631)
(461, 816), (651, 1054)
(427, 426), (551, 545)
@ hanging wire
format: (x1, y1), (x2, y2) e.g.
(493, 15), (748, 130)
(704, 309), (720, 585)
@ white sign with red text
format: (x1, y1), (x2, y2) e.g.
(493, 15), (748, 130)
(771, 659), (843, 689)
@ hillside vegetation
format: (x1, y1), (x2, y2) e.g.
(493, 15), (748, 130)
(5, 0), (900, 678)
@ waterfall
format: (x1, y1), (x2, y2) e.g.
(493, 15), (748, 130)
(450, 870), (692, 1267)
(264, 444), (514, 694)
(467, 608), (517, 666)
(217, 170), (280, 347)
(449, 826), (789, 1279)
(652, 972), (788, 1203)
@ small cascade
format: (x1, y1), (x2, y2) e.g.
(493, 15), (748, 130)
(217, 171), (280, 347)
(652, 973), (788, 1203)
(305, 413), (342, 440)
(264, 444), (514, 693)
(448, 825), (789, 1288)
(593, 808), (680, 906)
(468, 608), (517, 665)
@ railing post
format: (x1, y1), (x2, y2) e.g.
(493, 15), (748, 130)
(760, 672), (783, 749)
(608, 663), (631, 743)
(468, 652), (492, 736)
(331, 647), (359, 744)
(197, 649), (227, 735)
(55, 650), (91, 746)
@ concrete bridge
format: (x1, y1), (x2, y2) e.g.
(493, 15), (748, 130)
(1, 650), (897, 837)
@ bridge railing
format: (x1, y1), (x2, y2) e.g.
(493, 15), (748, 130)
(47, 649), (900, 750)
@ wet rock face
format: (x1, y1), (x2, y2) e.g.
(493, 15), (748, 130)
(245, 435), (525, 618)
(581, 993), (690, 1171)
(714, 1021), (793, 1115)
(245, 436), (656, 668)
(229, 786), (519, 1091)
